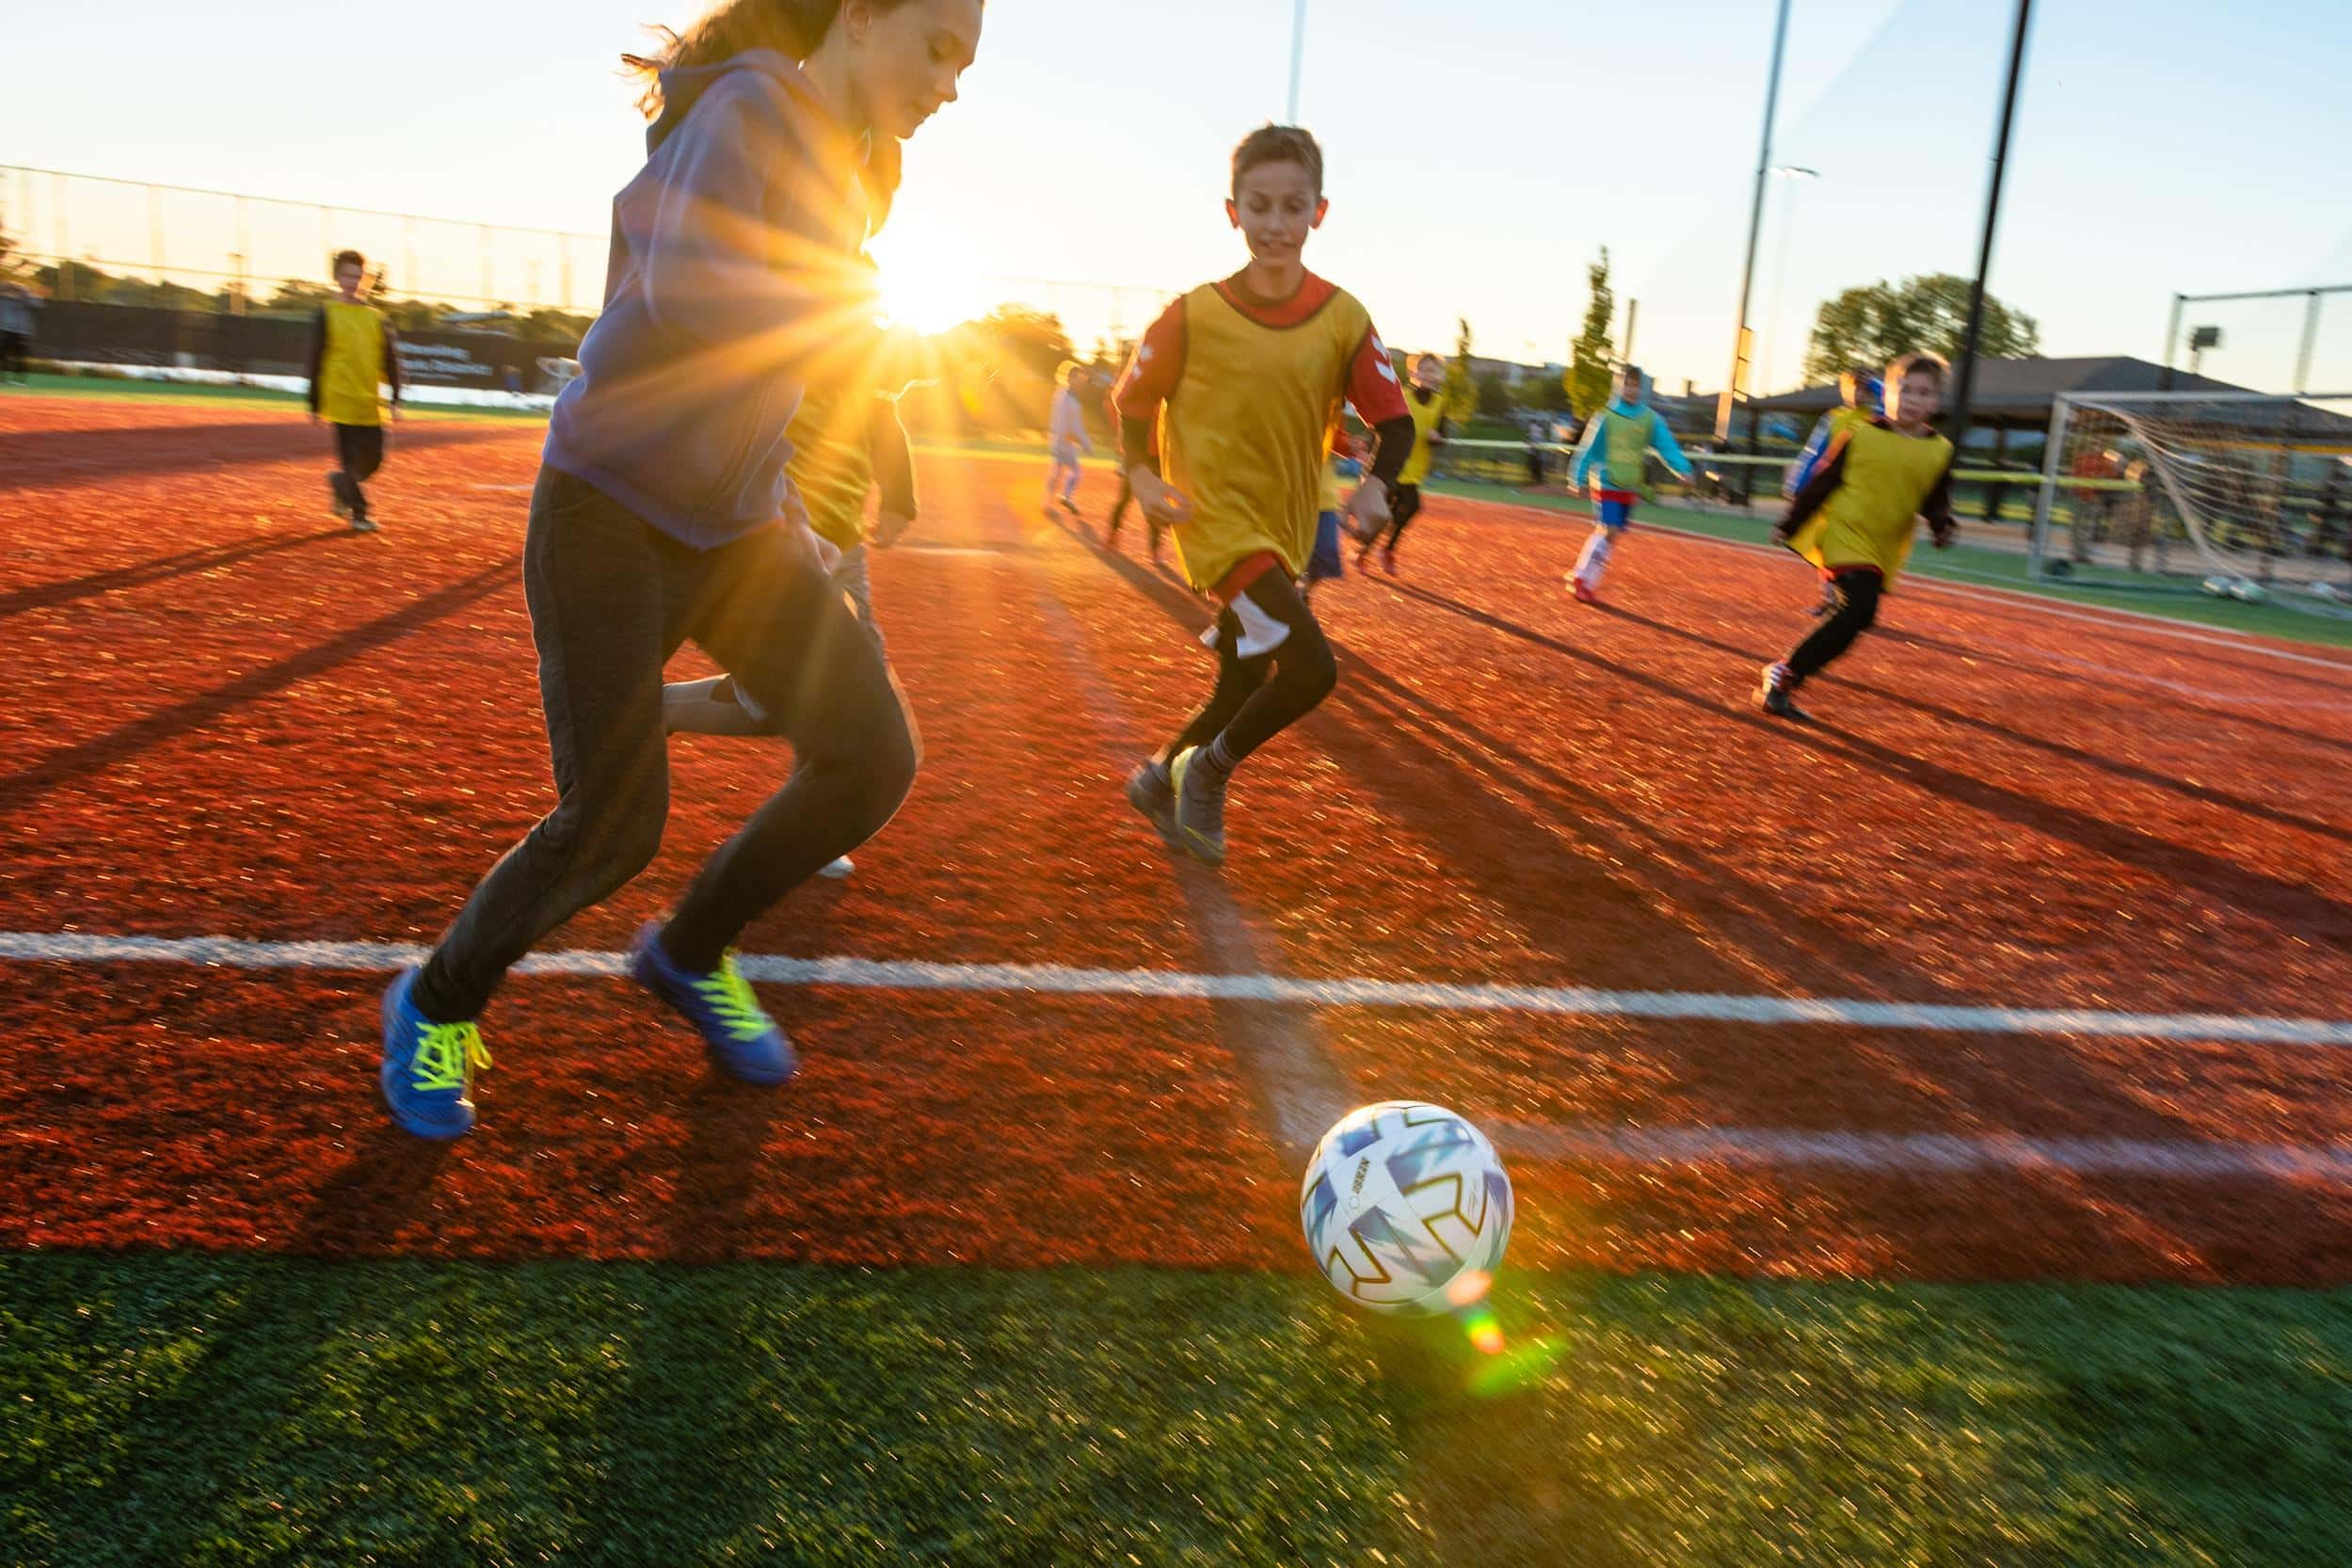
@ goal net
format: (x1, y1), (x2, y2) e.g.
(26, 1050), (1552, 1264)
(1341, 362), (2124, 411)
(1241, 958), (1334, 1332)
(2031, 392), (2352, 616)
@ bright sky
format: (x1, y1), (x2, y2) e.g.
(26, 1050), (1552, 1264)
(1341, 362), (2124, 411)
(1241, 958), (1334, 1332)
(7, 0), (2350, 395)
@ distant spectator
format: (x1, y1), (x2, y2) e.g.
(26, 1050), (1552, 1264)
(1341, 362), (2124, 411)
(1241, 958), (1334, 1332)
(0, 281), (39, 385)
(1524, 415), (1548, 486)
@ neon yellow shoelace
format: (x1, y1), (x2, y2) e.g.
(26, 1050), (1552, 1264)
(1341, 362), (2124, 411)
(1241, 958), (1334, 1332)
(693, 956), (775, 1043)
(410, 1021), (491, 1094)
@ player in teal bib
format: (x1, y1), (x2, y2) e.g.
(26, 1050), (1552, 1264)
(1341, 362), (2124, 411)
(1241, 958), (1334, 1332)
(1565, 363), (1692, 604)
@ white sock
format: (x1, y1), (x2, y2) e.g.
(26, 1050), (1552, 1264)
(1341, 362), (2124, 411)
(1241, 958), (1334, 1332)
(1576, 527), (1615, 585)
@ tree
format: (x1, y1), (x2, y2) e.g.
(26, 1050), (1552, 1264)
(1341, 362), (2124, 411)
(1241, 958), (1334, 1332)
(1566, 248), (1615, 421)
(1443, 317), (1478, 426)
(1803, 272), (2040, 384)
(973, 303), (1074, 382)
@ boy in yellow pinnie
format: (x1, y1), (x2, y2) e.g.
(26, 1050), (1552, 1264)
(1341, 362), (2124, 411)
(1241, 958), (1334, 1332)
(1112, 125), (1416, 866)
(1760, 351), (1958, 720)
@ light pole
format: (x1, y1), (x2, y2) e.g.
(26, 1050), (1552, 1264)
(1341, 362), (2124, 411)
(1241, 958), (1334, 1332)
(1716, 0), (1795, 442)
(1287, 0), (1306, 121)
(1758, 166), (1817, 398)
(1947, 0), (2036, 456)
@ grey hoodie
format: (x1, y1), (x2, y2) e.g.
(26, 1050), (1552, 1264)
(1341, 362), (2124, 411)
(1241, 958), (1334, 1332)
(544, 49), (875, 549)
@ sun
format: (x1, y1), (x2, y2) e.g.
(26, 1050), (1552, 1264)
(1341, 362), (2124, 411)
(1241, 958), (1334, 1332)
(871, 232), (984, 336)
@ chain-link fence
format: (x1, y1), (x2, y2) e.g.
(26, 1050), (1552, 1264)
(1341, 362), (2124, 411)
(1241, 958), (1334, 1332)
(1, 165), (604, 320)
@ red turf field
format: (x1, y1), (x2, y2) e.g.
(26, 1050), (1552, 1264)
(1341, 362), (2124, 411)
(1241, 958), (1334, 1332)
(5, 396), (2351, 1285)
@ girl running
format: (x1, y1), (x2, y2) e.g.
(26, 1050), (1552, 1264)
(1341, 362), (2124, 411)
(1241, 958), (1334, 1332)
(377, 0), (983, 1141)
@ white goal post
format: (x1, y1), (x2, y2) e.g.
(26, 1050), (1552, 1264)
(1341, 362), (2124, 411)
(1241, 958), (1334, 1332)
(2030, 390), (2352, 615)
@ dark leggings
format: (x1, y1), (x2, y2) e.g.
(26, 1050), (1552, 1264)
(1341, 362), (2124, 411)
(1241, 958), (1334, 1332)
(1786, 567), (1883, 682)
(332, 423), (386, 520)
(1160, 569), (1337, 769)
(0, 331), (28, 382)
(1107, 472), (1165, 552)
(413, 468), (920, 1020)
(1367, 484), (1424, 552)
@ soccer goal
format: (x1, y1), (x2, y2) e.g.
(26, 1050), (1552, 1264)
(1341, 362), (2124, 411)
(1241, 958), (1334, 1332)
(2029, 391), (2352, 616)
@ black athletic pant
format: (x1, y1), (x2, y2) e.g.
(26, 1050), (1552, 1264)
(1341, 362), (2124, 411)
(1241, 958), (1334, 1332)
(332, 423), (387, 520)
(0, 331), (28, 383)
(1106, 472), (1166, 554)
(1366, 483), (1424, 552)
(412, 468), (920, 1021)
(1160, 569), (1337, 770)
(1785, 567), (1883, 682)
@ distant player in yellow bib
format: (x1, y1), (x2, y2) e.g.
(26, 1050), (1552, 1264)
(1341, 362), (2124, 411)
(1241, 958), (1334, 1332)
(1356, 352), (1448, 575)
(305, 248), (403, 533)
(1112, 124), (1416, 867)
(1760, 352), (1958, 720)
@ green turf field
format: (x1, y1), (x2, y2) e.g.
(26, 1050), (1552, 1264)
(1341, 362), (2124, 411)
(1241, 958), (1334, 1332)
(7, 1254), (2349, 1567)
(0, 371), (549, 421)
(1431, 476), (2352, 650)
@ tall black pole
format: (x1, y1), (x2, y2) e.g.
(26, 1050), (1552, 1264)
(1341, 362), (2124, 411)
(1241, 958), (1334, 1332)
(1947, 0), (2034, 455)
(1714, 0), (1794, 443)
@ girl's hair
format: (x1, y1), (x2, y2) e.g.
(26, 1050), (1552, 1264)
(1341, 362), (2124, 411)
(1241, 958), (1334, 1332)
(331, 249), (367, 273)
(622, 0), (922, 228)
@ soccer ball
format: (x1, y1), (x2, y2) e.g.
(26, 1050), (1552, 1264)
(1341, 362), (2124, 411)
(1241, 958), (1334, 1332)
(1300, 1101), (1512, 1315)
(2310, 582), (2341, 603)
(2230, 578), (2268, 603)
(2201, 575), (2232, 599)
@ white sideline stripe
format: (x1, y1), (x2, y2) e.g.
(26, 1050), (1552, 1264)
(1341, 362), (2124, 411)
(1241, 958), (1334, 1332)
(7, 931), (2352, 1048)
(1489, 1122), (2352, 1183)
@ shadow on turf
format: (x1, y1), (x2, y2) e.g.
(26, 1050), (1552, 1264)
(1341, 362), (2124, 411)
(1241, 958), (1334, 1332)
(1881, 623), (2352, 761)
(294, 1125), (460, 1255)
(1593, 599), (2352, 849)
(0, 420), (512, 493)
(660, 1073), (784, 1263)
(0, 554), (518, 818)
(0, 525), (352, 624)
(1036, 513), (1354, 1154)
(1053, 521), (2296, 1264)
(1379, 578), (2352, 943)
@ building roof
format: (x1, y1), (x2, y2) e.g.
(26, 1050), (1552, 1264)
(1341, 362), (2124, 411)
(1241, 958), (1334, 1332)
(1748, 356), (2255, 417)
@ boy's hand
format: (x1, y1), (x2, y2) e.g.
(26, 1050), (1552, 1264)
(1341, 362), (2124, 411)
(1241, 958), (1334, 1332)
(1131, 469), (1192, 528)
(1345, 479), (1392, 541)
(388, 405), (403, 424)
(1928, 517), (1957, 549)
(872, 510), (915, 549)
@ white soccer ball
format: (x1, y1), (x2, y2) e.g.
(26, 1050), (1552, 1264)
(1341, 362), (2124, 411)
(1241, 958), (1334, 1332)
(1300, 1101), (1512, 1315)
(2201, 575), (2233, 599)
(2230, 578), (2268, 603)
(2309, 582), (2340, 603)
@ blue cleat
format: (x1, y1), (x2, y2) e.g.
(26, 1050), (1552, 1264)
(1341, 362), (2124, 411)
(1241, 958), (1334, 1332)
(379, 968), (490, 1140)
(629, 923), (797, 1085)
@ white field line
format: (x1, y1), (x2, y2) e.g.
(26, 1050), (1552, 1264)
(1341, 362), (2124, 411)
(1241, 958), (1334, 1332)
(1489, 1122), (2352, 1182)
(7, 930), (2350, 1048)
(13, 929), (2352, 1182)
